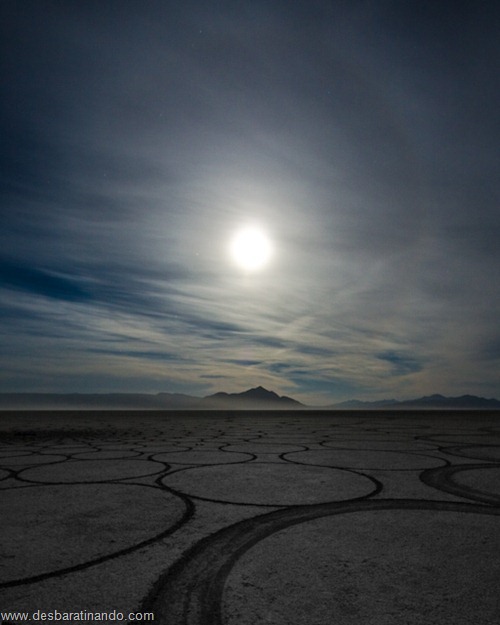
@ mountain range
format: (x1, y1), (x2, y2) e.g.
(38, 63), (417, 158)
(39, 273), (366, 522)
(329, 394), (500, 410)
(0, 387), (499, 410)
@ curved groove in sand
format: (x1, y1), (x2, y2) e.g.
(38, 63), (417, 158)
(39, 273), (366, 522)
(420, 463), (500, 505)
(139, 499), (500, 625)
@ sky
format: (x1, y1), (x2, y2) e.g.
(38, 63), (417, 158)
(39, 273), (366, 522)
(1, 0), (499, 405)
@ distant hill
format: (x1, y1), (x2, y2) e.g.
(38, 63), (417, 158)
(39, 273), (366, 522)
(330, 394), (500, 410)
(391, 394), (500, 409)
(0, 387), (302, 410)
(204, 386), (304, 409)
(0, 389), (498, 410)
(332, 398), (399, 409)
(0, 392), (203, 410)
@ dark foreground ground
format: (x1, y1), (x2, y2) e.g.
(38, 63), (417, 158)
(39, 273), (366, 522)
(1, 410), (499, 624)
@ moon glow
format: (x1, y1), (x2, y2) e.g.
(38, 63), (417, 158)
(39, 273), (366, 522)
(230, 226), (273, 272)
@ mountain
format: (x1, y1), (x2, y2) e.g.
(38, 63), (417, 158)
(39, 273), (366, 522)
(392, 394), (500, 409)
(0, 390), (498, 410)
(0, 392), (203, 410)
(0, 387), (302, 410)
(332, 398), (399, 409)
(330, 394), (500, 410)
(204, 386), (304, 409)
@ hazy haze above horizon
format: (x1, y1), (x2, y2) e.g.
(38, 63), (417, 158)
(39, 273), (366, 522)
(1, 0), (499, 404)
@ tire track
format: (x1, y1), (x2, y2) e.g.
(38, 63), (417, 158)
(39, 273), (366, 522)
(140, 499), (500, 625)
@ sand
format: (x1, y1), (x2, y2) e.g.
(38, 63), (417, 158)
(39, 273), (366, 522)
(0, 410), (499, 624)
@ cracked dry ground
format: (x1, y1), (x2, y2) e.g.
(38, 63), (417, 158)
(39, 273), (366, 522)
(1, 410), (499, 624)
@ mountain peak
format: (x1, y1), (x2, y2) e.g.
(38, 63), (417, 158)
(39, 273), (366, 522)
(204, 386), (303, 407)
(240, 386), (280, 399)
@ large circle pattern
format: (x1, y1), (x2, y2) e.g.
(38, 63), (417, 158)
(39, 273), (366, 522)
(19, 459), (164, 483)
(2, 410), (500, 620)
(284, 449), (445, 470)
(222, 443), (307, 454)
(320, 440), (435, 451)
(442, 445), (500, 462)
(152, 451), (253, 465)
(452, 466), (500, 500)
(0, 484), (186, 584)
(162, 463), (377, 506)
(71, 450), (141, 460)
(421, 464), (500, 505)
(0, 454), (67, 467)
(223, 508), (500, 625)
(143, 500), (500, 625)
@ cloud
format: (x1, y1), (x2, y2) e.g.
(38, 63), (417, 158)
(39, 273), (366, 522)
(1, 1), (499, 401)
(0, 257), (91, 302)
(376, 351), (423, 377)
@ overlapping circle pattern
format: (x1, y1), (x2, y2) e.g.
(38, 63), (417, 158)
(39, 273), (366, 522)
(1, 411), (499, 624)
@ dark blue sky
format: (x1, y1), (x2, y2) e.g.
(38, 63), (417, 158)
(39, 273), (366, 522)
(1, 0), (499, 404)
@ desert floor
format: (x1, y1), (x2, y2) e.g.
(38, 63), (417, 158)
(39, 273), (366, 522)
(1, 410), (499, 624)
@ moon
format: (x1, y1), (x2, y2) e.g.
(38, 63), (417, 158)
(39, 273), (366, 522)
(229, 226), (273, 272)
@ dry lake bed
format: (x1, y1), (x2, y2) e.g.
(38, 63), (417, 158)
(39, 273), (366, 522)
(1, 410), (499, 624)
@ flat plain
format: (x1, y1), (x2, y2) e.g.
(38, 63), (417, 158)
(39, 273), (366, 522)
(1, 410), (499, 624)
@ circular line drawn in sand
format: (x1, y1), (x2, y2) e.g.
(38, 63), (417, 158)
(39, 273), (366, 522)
(152, 450), (254, 465)
(283, 449), (446, 471)
(421, 464), (500, 505)
(0, 483), (189, 588)
(0, 450), (40, 458)
(131, 446), (192, 453)
(440, 445), (500, 462)
(94, 444), (150, 451)
(18, 458), (165, 483)
(0, 454), (68, 467)
(221, 443), (308, 454)
(142, 500), (500, 625)
(319, 440), (436, 451)
(418, 434), (499, 445)
(161, 462), (378, 506)
(0, 469), (10, 481)
(222, 507), (500, 625)
(70, 450), (142, 460)
(39, 446), (96, 454)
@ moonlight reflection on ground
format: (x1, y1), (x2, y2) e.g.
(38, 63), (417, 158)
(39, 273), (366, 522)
(229, 226), (273, 272)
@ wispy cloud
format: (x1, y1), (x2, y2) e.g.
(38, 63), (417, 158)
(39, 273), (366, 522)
(1, 1), (499, 401)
